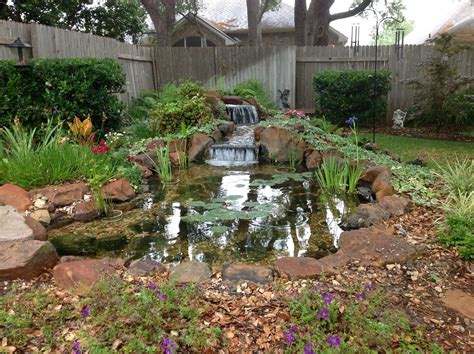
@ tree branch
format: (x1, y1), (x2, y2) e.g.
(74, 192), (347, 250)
(258, 0), (271, 23)
(329, 0), (372, 22)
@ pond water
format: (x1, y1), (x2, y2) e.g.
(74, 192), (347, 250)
(49, 164), (357, 269)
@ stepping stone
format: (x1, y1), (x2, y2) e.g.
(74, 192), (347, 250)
(0, 240), (59, 280)
(275, 257), (334, 280)
(169, 261), (212, 283)
(222, 263), (274, 285)
(319, 225), (421, 269)
(0, 205), (34, 242)
(442, 290), (474, 319)
(128, 259), (166, 277)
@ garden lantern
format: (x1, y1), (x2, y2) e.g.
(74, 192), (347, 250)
(7, 37), (32, 66)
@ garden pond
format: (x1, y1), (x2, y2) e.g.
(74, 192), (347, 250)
(49, 164), (358, 269)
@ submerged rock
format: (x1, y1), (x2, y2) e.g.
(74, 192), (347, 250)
(169, 261), (212, 283)
(222, 263), (274, 285)
(50, 233), (96, 256)
(0, 184), (32, 211)
(0, 205), (34, 242)
(0, 240), (59, 280)
(128, 259), (166, 277)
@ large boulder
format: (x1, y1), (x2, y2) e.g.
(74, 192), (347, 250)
(0, 205), (34, 242)
(319, 226), (420, 269)
(30, 182), (89, 207)
(101, 178), (135, 202)
(188, 133), (213, 162)
(169, 261), (212, 283)
(53, 258), (124, 292)
(360, 165), (391, 184)
(222, 263), (274, 285)
(258, 126), (307, 162)
(276, 257), (334, 280)
(0, 184), (31, 211)
(345, 204), (390, 229)
(372, 170), (394, 201)
(0, 240), (59, 280)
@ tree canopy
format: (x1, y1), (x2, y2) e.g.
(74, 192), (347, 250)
(0, 0), (147, 43)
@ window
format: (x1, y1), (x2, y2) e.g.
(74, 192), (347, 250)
(173, 37), (216, 47)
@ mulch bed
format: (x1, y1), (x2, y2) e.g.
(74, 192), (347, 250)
(362, 127), (474, 142)
(2, 205), (473, 352)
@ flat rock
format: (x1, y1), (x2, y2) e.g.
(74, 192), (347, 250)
(0, 205), (34, 242)
(24, 215), (47, 241)
(258, 126), (307, 162)
(128, 259), (166, 277)
(53, 258), (124, 292)
(74, 200), (99, 222)
(101, 178), (135, 202)
(319, 226), (420, 269)
(221, 95), (244, 105)
(30, 182), (89, 207)
(188, 133), (213, 162)
(378, 196), (411, 216)
(29, 209), (51, 225)
(345, 204), (390, 229)
(442, 290), (474, 319)
(169, 261), (212, 283)
(0, 240), (59, 280)
(222, 263), (274, 285)
(0, 184), (32, 211)
(276, 257), (334, 280)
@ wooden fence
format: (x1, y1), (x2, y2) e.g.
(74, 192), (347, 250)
(2, 19), (473, 122)
(0, 20), (155, 102)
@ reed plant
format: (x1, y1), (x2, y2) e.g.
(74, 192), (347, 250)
(156, 144), (173, 183)
(315, 158), (362, 194)
(288, 147), (299, 170)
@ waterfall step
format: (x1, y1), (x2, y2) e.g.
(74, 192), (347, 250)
(226, 104), (259, 125)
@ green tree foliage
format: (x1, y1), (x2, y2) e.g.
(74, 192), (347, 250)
(373, 19), (414, 45)
(411, 33), (474, 129)
(0, 0), (147, 43)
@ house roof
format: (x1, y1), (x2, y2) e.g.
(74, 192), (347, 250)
(436, 2), (474, 35)
(174, 14), (241, 46)
(197, 0), (348, 43)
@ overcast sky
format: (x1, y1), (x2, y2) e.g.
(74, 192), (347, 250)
(282, 0), (472, 44)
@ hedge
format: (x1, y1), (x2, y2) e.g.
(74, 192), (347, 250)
(313, 70), (391, 126)
(0, 58), (126, 129)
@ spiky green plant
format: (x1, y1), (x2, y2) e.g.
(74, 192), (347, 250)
(156, 144), (172, 183)
(315, 158), (362, 194)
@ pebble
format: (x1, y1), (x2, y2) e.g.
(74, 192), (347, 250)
(434, 286), (443, 293)
(34, 199), (48, 209)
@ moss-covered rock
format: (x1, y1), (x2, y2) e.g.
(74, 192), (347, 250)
(50, 233), (96, 256)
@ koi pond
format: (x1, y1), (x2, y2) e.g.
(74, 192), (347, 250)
(49, 164), (357, 269)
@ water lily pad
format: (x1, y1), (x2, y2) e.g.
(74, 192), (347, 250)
(210, 225), (229, 234)
(225, 195), (244, 201)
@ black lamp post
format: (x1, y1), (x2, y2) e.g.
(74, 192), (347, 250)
(7, 37), (32, 67)
(367, 10), (402, 143)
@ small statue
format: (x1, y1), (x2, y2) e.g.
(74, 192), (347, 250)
(278, 89), (290, 110)
(392, 109), (407, 129)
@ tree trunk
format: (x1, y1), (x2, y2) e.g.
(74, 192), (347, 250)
(294, 0), (306, 46)
(141, 0), (176, 47)
(247, 0), (263, 47)
(312, 0), (333, 46)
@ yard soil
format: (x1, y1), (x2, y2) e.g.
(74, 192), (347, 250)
(2, 205), (472, 352)
(364, 127), (474, 142)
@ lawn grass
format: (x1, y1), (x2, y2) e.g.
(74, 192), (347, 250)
(360, 133), (473, 168)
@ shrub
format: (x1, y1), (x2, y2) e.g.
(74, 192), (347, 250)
(230, 80), (277, 110)
(148, 81), (214, 135)
(410, 33), (473, 130)
(438, 215), (473, 260)
(434, 158), (474, 196)
(313, 70), (391, 125)
(0, 58), (126, 130)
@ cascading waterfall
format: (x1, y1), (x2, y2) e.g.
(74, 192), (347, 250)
(226, 105), (259, 125)
(206, 105), (260, 166)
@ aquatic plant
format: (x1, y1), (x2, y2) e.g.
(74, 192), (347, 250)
(315, 158), (362, 194)
(156, 144), (173, 183)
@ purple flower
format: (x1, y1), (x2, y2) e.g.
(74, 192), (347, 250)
(146, 283), (157, 290)
(72, 340), (81, 354)
(317, 307), (330, 320)
(355, 292), (367, 301)
(289, 290), (296, 297)
(321, 293), (334, 306)
(283, 324), (296, 345)
(345, 115), (358, 126)
(304, 342), (315, 354)
(155, 290), (167, 301)
(364, 283), (376, 292)
(80, 305), (91, 318)
(327, 335), (341, 348)
(161, 338), (176, 354)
